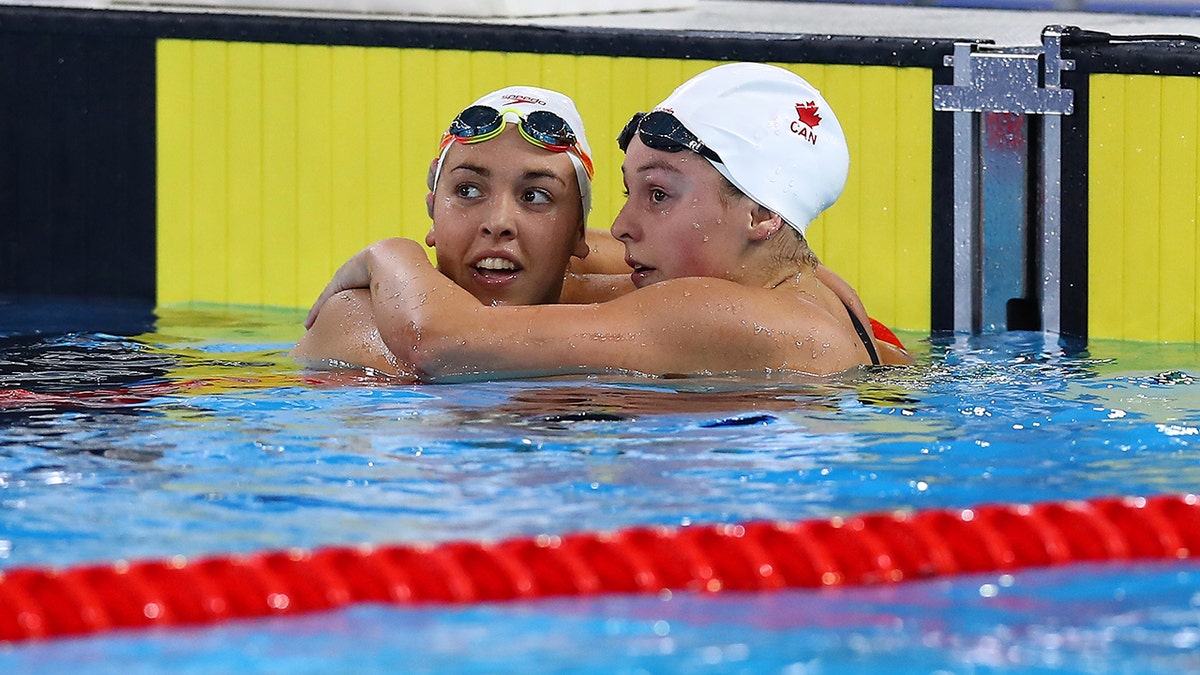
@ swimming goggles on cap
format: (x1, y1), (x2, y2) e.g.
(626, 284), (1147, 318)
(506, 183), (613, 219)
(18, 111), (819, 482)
(617, 110), (723, 164)
(441, 105), (594, 178)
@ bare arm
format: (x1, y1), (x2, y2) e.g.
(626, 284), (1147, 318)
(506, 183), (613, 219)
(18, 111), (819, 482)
(559, 272), (634, 303)
(877, 341), (915, 366)
(291, 288), (414, 377)
(360, 238), (865, 380)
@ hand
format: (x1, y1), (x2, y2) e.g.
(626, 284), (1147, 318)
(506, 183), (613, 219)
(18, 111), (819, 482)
(304, 247), (373, 329)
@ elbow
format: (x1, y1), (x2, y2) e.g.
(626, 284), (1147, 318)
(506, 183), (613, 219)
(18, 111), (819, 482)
(372, 290), (483, 381)
(407, 340), (453, 381)
(377, 318), (461, 381)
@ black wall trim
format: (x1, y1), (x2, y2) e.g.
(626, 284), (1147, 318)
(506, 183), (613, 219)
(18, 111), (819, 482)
(929, 64), (957, 334)
(1061, 29), (1200, 76)
(1058, 70), (1089, 341)
(1068, 43), (1200, 76)
(0, 28), (156, 302)
(0, 6), (960, 67)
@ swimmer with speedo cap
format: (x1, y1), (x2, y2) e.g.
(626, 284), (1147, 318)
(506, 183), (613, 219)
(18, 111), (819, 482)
(306, 63), (911, 379)
(293, 85), (627, 376)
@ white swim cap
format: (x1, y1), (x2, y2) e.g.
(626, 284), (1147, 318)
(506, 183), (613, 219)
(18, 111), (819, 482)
(655, 63), (849, 235)
(432, 85), (593, 224)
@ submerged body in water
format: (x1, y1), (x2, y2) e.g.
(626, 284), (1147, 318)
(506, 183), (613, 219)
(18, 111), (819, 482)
(1, 304), (1199, 672)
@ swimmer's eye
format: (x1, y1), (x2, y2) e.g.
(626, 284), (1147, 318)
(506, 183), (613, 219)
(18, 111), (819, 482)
(455, 184), (483, 199)
(521, 188), (552, 205)
(650, 188), (668, 203)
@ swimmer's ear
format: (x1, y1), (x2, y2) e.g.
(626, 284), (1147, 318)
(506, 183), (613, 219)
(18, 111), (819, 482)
(425, 157), (439, 221)
(748, 205), (785, 242)
(424, 224), (436, 247)
(573, 220), (590, 259)
(426, 158), (439, 191)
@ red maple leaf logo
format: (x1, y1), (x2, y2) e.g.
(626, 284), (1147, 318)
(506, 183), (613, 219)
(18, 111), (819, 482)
(795, 101), (821, 128)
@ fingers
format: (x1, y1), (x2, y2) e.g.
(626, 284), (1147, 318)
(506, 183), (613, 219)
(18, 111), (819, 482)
(304, 290), (329, 329)
(304, 283), (340, 329)
(300, 239), (423, 330)
(303, 249), (373, 329)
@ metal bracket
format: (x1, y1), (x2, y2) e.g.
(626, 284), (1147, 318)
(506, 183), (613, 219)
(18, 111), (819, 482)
(934, 29), (1075, 115)
(933, 26), (1076, 337)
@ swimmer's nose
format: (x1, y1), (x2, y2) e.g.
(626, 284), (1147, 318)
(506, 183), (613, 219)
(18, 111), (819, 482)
(610, 202), (638, 242)
(481, 196), (519, 240)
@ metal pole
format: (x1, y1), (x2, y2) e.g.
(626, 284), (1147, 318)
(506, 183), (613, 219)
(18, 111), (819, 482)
(1039, 27), (1074, 337)
(950, 43), (980, 334)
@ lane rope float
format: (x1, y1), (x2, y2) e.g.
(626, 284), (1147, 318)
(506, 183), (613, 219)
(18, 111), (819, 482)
(1, 493), (1197, 642)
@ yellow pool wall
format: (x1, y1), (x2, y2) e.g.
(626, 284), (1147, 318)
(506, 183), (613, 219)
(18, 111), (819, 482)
(1089, 72), (1200, 343)
(155, 39), (934, 333)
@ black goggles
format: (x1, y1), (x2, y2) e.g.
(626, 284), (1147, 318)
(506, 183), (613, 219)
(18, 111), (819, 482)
(616, 110), (722, 164)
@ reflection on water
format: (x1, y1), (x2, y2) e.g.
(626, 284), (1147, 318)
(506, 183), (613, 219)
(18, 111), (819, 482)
(1, 305), (1199, 671)
(0, 307), (1196, 566)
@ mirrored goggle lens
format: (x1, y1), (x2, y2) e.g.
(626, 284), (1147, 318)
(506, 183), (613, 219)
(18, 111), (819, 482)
(448, 105), (504, 140)
(616, 111), (645, 152)
(520, 110), (577, 149)
(638, 111), (693, 151)
(442, 104), (592, 177)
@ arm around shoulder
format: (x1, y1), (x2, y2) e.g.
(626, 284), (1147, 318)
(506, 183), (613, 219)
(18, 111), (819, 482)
(377, 274), (869, 380)
(290, 288), (409, 376)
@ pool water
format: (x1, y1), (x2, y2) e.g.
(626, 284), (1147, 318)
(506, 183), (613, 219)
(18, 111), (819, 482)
(2, 303), (1199, 672)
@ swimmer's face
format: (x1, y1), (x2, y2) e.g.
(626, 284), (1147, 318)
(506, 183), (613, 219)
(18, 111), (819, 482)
(427, 126), (588, 306)
(611, 137), (753, 289)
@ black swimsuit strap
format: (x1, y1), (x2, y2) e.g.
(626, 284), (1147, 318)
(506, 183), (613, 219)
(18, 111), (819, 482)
(844, 302), (880, 366)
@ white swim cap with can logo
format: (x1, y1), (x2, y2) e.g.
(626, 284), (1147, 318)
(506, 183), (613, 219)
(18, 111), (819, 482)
(655, 62), (849, 235)
(432, 85), (593, 224)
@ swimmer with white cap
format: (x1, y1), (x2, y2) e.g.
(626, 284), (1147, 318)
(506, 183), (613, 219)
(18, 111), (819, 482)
(293, 85), (626, 376)
(306, 63), (910, 379)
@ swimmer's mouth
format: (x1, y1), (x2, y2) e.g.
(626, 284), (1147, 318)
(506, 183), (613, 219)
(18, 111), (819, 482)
(625, 257), (652, 274)
(474, 257), (521, 274)
(627, 259), (655, 286)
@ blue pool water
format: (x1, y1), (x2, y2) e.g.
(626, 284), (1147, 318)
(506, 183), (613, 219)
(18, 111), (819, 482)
(1, 303), (1199, 672)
